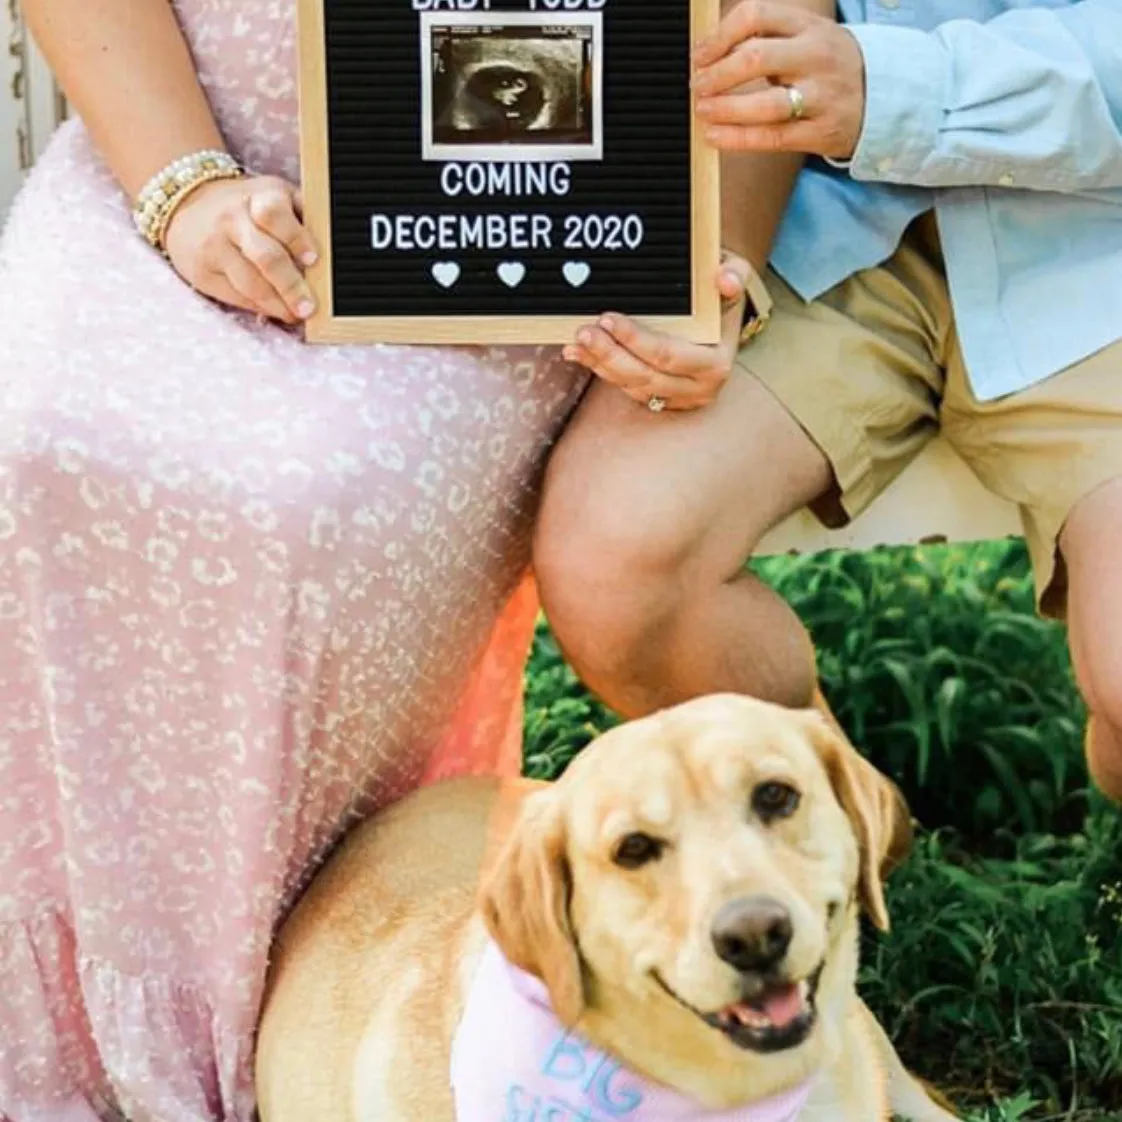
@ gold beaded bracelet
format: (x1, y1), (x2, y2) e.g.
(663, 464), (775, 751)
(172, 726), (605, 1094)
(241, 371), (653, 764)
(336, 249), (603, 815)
(151, 167), (245, 253)
(132, 149), (244, 254)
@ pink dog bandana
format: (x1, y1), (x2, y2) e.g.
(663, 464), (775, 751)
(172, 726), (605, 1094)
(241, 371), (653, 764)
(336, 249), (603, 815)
(451, 940), (814, 1122)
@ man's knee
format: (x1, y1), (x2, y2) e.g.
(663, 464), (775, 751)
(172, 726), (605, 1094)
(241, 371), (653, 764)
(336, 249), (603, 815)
(1077, 671), (1122, 803)
(1061, 476), (1122, 801)
(1068, 643), (1122, 802)
(533, 434), (710, 683)
(533, 374), (829, 704)
(1084, 719), (1122, 805)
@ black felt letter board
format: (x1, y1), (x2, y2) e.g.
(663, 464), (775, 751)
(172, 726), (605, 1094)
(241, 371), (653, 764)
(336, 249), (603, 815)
(299, 0), (719, 343)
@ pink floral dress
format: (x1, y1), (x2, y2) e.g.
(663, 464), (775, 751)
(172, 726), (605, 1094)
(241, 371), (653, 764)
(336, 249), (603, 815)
(0, 2), (587, 1120)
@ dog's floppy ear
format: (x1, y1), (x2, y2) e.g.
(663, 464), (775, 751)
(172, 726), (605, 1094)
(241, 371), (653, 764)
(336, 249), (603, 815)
(479, 789), (584, 1025)
(804, 707), (913, 932)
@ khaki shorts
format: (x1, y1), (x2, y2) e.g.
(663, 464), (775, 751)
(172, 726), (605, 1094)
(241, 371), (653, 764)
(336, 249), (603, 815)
(740, 213), (1122, 620)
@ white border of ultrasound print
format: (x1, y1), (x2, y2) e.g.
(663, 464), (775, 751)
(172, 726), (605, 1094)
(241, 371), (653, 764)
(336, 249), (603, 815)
(420, 10), (604, 163)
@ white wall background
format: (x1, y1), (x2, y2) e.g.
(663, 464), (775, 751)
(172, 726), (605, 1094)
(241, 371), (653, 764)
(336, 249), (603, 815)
(1, 2), (67, 218)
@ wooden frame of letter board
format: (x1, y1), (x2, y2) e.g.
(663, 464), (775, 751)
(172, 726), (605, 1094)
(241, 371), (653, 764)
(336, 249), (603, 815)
(296, 0), (721, 345)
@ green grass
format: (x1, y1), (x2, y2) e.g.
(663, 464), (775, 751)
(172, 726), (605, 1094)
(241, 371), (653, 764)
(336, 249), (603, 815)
(522, 539), (1122, 1121)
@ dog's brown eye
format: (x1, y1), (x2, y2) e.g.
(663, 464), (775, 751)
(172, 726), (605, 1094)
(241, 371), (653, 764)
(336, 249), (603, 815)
(752, 781), (800, 821)
(613, 832), (664, 869)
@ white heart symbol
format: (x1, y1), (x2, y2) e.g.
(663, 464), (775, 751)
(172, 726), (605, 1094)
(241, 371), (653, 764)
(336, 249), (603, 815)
(563, 261), (591, 288)
(432, 261), (461, 288)
(497, 262), (526, 288)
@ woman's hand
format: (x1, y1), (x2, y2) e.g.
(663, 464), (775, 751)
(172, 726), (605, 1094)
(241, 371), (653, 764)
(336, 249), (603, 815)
(164, 175), (320, 325)
(562, 256), (751, 412)
(692, 1), (865, 162)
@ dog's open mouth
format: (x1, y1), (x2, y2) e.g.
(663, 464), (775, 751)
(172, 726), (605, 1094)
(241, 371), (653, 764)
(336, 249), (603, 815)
(655, 963), (824, 1054)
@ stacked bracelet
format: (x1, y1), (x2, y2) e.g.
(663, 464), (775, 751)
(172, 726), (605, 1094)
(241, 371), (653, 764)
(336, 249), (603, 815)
(132, 149), (244, 253)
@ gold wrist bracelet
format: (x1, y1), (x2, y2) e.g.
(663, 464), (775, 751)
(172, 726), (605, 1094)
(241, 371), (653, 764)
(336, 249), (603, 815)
(132, 149), (244, 254)
(150, 167), (245, 254)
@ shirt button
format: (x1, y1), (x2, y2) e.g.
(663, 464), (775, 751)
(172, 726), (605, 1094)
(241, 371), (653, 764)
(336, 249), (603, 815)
(877, 157), (894, 174)
(998, 172), (1015, 187)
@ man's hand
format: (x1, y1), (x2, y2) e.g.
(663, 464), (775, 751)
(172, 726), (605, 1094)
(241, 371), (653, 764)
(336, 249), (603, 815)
(692, 1), (866, 161)
(562, 257), (751, 412)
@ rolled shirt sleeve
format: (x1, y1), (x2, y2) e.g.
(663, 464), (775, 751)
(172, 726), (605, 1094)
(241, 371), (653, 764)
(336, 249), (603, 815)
(845, 2), (1122, 192)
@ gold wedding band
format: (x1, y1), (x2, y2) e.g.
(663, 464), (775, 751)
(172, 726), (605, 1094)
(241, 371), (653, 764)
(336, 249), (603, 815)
(786, 84), (806, 121)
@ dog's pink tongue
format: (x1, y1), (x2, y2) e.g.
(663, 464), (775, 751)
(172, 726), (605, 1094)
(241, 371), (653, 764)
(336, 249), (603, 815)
(759, 984), (804, 1028)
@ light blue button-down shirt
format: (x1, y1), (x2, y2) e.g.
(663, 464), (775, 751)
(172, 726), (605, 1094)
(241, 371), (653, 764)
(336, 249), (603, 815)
(769, 1), (1122, 401)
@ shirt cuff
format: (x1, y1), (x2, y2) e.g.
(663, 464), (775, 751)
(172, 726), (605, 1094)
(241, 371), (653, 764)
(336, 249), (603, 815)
(844, 23), (950, 183)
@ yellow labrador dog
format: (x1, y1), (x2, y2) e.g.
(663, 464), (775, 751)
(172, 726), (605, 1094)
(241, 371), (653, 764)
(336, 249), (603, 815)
(256, 695), (958, 1122)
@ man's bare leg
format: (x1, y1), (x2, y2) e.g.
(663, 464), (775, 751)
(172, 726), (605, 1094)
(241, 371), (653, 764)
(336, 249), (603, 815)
(1060, 476), (1122, 803)
(533, 371), (831, 719)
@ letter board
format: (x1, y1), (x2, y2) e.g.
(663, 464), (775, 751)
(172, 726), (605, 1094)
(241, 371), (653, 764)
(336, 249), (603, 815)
(297, 0), (720, 344)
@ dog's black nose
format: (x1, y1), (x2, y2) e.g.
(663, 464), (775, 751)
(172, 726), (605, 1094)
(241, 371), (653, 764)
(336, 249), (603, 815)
(711, 896), (793, 973)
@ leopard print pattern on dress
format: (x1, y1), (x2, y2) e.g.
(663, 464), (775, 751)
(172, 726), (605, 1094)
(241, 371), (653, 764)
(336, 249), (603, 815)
(0, 3), (588, 1119)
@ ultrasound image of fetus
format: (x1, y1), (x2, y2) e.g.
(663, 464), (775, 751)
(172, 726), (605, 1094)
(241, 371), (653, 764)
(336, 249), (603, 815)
(431, 27), (593, 146)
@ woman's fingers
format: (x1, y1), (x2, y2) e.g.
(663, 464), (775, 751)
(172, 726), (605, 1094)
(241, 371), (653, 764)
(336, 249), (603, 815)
(718, 260), (750, 305)
(164, 175), (324, 324)
(234, 216), (316, 321)
(567, 338), (711, 411)
(595, 315), (720, 379)
(717, 264), (751, 363)
(249, 185), (319, 268)
(563, 258), (750, 411)
(599, 259), (746, 374)
(565, 319), (735, 411)
(198, 270), (267, 317)
(215, 239), (295, 323)
(563, 327), (666, 389)
(565, 328), (702, 402)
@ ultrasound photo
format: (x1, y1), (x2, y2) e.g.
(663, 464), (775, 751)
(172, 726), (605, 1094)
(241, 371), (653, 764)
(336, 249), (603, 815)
(420, 12), (603, 162)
